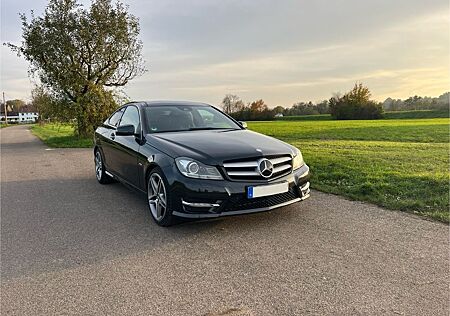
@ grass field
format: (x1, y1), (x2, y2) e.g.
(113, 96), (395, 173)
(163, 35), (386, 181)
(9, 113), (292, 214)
(249, 117), (449, 222)
(383, 109), (449, 119)
(277, 109), (449, 121)
(32, 124), (93, 148)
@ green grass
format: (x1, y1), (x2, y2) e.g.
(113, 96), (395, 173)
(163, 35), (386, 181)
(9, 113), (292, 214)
(248, 118), (449, 222)
(31, 124), (93, 148)
(276, 114), (331, 121)
(252, 119), (448, 143)
(276, 109), (448, 121)
(384, 109), (449, 119)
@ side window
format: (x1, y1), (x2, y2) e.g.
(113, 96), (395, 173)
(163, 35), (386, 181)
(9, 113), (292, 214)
(108, 108), (125, 127)
(119, 106), (140, 132)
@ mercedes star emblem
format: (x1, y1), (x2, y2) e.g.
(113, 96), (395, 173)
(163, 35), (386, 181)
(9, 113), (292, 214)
(258, 158), (274, 178)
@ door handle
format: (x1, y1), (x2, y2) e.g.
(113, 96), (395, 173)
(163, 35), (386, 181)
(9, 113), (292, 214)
(110, 132), (115, 140)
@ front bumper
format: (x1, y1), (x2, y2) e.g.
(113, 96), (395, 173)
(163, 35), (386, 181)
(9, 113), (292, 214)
(164, 163), (311, 219)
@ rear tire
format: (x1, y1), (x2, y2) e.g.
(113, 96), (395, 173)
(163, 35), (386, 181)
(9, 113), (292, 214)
(94, 149), (114, 184)
(147, 167), (175, 226)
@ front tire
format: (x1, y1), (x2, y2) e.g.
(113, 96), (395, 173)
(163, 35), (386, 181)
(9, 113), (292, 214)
(147, 167), (175, 226)
(94, 149), (113, 184)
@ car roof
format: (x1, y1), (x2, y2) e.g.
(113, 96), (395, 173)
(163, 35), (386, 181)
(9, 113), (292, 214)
(127, 101), (212, 108)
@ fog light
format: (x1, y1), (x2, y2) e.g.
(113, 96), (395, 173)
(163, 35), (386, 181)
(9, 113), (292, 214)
(181, 199), (222, 213)
(182, 200), (220, 208)
(300, 182), (310, 192)
(299, 182), (311, 200)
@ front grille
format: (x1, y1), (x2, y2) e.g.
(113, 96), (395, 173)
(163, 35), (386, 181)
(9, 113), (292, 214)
(220, 186), (300, 213)
(223, 155), (292, 181)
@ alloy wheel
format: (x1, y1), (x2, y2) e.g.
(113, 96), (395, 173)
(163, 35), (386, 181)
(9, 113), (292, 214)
(148, 173), (167, 221)
(95, 151), (103, 181)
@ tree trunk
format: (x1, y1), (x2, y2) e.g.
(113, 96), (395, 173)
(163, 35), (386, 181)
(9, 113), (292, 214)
(76, 112), (91, 138)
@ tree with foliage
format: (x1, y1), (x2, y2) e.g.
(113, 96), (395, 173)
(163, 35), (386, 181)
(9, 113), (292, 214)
(329, 83), (383, 120)
(249, 99), (268, 113)
(240, 100), (273, 121)
(315, 100), (330, 114)
(288, 101), (318, 115)
(7, 0), (145, 136)
(283, 99), (330, 116)
(31, 85), (73, 123)
(247, 99), (271, 120)
(273, 105), (285, 114)
(5, 99), (26, 112)
(221, 94), (245, 114)
(20, 102), (38, 113)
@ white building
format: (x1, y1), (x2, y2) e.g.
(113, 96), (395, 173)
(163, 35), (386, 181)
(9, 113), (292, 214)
(19, 112), (39, 122)
(0, 112), (39, 123)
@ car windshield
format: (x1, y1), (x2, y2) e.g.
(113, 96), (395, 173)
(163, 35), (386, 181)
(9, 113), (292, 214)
(143, 104), (242, 133)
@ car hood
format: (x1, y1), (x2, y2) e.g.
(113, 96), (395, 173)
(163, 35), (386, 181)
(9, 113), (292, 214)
(147, 129), (295, 165)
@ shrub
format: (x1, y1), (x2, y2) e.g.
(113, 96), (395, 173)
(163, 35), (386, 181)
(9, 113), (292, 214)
(330, 83), (383, 120)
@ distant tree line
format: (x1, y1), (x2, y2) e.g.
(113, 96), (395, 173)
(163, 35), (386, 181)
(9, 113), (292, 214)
(0, 99), (37, 115)
(223, 84), (449, 121)
(383, 92), (449, 111)
(222, 96), (274, 121)
(284, 100), (330, 116)
(221, 95), (331, 121)
(2, 99), (29, 113)
(222, 83), (382, 120)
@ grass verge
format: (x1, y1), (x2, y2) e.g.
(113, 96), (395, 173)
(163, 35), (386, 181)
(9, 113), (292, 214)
(31, 123), (93, 148)
(249, 118), (449, 223)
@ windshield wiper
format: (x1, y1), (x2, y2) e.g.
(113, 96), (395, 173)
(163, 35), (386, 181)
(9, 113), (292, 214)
(187, 127), (239, 131)
(149, 127), (241, 133)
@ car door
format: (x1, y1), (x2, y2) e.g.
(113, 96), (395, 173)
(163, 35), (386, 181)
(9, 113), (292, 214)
(110, 105), (141, 187)
(100, 107), (125, 173)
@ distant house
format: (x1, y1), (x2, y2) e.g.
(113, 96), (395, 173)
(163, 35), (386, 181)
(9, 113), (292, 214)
(274, 113), (284, 118)
(0, 111), (39, 123)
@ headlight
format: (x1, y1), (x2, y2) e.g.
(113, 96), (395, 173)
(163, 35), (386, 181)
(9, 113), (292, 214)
(292, 147), (304, 170)
(175, 157), (223, 180)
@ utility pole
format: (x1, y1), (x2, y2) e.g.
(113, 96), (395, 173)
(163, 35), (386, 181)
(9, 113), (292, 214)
(2, 92), (6, 124)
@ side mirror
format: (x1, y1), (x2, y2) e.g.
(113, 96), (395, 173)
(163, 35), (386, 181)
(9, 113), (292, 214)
(116, 124), (136, 136)
(239, 121), (248, 129)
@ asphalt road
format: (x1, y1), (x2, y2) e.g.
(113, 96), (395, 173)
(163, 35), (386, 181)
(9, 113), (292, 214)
(1, 125), (448, 316)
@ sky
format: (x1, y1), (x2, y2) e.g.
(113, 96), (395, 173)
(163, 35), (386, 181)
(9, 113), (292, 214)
(1, 0), (449, 107)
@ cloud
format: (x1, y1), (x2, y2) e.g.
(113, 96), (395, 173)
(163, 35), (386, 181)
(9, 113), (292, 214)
(1, 0), (448, 105)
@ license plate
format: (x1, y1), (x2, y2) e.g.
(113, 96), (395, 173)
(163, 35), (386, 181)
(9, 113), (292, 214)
(247, 182), (289, 199)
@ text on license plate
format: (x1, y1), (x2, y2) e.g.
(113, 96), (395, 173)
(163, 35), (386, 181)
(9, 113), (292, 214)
(247, 182), (289, 199)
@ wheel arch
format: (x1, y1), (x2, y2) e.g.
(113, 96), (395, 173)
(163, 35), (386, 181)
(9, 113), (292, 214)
(94, 145), (110, 172)
(144, 162), (160, 183)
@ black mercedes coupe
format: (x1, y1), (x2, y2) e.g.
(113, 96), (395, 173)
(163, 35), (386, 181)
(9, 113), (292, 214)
(94, 101), (310, 226)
